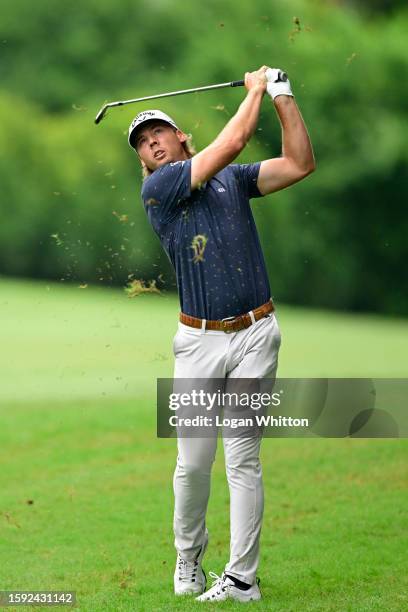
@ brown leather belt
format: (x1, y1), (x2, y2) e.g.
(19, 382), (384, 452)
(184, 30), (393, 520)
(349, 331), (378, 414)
(179, 299), (275, 334)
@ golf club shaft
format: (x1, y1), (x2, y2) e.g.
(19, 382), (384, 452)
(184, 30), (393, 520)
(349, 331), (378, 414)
(95, 80), (245, 124)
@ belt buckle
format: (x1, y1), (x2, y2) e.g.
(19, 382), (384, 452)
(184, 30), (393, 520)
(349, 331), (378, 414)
(221, 315), (238, 334)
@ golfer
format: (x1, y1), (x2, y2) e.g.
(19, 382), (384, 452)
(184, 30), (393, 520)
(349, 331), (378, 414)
(128, 66), (315, 602)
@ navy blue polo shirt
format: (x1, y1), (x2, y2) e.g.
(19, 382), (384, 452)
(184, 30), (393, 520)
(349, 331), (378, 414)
(141, 159), (271, 320)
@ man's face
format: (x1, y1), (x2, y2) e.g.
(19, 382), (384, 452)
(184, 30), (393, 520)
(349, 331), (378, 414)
(134, 120), (188, 171)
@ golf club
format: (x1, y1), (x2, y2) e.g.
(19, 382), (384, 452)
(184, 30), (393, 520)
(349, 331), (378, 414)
(94, 80), (245, 124)
(94, 73), (288, 124)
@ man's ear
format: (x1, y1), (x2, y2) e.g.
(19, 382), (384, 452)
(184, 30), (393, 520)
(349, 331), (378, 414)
(176, 129), (187, 144)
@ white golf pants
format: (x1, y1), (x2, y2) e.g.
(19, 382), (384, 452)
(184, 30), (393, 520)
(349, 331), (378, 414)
(172, 312), (281, 584)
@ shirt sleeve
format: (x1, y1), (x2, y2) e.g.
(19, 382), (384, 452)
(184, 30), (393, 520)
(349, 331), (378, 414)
(231, 162), (263, 199)
(141, 159), (191, 229)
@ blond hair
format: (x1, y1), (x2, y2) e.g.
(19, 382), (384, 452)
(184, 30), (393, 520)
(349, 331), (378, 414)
(140, 132), (196, 178)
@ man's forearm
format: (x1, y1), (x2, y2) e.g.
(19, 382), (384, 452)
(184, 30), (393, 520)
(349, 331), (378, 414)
(273, 96), (315, 172)
(214, 89), (264, 150)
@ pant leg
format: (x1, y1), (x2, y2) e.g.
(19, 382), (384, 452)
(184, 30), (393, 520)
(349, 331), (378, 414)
(172, 324), (229, 560)
(223, 314), (281, 583)
(173, 435), (217, 560)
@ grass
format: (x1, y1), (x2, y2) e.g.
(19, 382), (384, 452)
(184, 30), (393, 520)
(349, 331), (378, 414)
(0, 277), (407, 611)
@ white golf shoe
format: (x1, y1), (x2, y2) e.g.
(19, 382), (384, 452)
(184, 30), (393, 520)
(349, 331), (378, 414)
(195, 572), (261, 602)
(174, 530), (208, 596)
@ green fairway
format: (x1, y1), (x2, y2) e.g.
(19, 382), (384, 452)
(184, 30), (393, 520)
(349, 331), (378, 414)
(1, 278), (407, 611)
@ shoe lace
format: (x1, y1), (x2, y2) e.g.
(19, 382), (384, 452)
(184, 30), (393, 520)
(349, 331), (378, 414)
(177, 556), (198, 582)
(208, 571), (226, 594)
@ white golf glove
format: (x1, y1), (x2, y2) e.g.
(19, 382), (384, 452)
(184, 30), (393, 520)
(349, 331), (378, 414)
(266, 68), (293, 100)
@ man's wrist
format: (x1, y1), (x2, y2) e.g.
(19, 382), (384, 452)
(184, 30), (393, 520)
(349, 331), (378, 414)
(246, 87), (265, 99)
(272, 94), (295, 105)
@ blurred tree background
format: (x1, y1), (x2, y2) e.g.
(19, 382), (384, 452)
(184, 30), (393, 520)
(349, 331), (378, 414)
(0, 0), (407, 314)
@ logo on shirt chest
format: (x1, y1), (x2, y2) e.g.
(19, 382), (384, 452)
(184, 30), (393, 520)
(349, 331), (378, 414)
(217, 187), (226, 193)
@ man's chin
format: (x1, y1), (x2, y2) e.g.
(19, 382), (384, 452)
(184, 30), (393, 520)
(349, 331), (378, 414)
(148, 154), (184, 172)
(148, 156), (168, 171)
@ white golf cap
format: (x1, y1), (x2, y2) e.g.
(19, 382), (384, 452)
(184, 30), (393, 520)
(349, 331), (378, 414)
(128, 110), (179, 149)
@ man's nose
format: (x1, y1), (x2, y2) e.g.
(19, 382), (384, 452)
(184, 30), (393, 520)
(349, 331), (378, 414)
(148, 134), (158, 147)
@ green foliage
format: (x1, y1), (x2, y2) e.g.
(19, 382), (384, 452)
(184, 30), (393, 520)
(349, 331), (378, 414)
(346, 0), (407, 15)
(0, 93), (171, 285)
(0, 0), (407, 313)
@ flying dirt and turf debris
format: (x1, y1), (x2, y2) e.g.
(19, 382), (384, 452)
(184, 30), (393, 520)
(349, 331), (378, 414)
(124, 278), (162, 298)
(50, 233), (64, 247)
(112, 210), (129, 223)
(288, 16), (312, 42)
(72, 104), (87, 112)
(145, 198), (160, 206)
